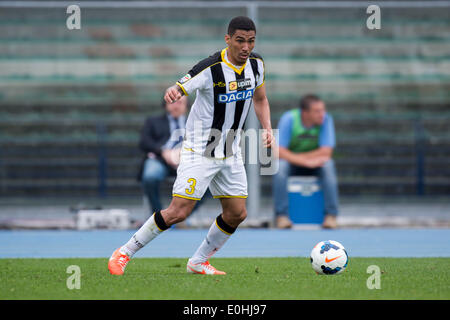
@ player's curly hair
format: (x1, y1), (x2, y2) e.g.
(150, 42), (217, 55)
(227, 16), (256, 36)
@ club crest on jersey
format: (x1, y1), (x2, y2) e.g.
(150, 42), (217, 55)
(218, 89), (254, 103)
(178, 73), (192, 84)
(228, 78), (252, 91)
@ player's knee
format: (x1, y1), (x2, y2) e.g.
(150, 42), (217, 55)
(238, 208), (247, 222)
(231, 207), (247, 223)
(163, 199), (195, 225)
(167, 208), (190, 225)
(175, 208), (191, 223)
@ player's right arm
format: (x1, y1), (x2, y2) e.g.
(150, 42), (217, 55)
(164, 85), (184, 104)
(164, 52), (219, 104)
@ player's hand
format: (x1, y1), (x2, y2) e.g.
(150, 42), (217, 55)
(164, 85), (183, 104)
(261, 129), (275, 148)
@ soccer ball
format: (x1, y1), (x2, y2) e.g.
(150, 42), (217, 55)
(310, 240), (348, 275)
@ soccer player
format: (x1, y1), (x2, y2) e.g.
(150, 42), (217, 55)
(108, 16), (274, 275)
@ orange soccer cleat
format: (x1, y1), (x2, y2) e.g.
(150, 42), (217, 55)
(108, 248), (130, 275)
(186, 260), (226, 275)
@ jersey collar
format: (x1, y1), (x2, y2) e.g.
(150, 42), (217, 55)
(221, 48), (247, 75)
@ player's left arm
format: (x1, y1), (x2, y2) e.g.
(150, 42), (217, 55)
(253, 83), (275, 148)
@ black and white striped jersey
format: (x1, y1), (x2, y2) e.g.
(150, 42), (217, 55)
(176, 48), (265, 159)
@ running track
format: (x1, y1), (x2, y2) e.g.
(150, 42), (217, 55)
(1, 229), (449, 258)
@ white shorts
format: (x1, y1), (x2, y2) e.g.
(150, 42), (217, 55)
(172, 148), (248, 201)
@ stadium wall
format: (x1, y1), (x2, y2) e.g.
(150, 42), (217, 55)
(0, 1), (449, 198)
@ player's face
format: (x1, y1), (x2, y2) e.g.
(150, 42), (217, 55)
(304, 101), (326, 126)
(225, 29), (256, 65)
(166, 96), (187, 118)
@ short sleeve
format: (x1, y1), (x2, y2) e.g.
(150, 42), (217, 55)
(175, 53), (221, 96)
(319, 113), (336, 148)
(277, 111), (293, 148)
(255, 58), (265, 88)
(176, 68), (209, 96)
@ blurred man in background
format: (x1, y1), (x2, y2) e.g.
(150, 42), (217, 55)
(273, 94), (339, 229)
(137, 96), (188, 215)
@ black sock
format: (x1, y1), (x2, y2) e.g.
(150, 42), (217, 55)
(154, 210), (169, 231)
(216, 214), (236, 235)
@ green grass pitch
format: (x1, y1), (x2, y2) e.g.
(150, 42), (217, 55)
(1, 257), (449, 299)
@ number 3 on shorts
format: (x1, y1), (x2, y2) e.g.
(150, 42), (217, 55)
(185, 178), (197, 195)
